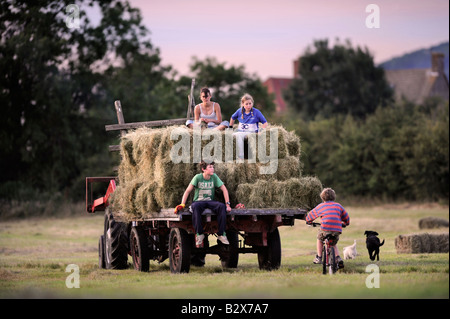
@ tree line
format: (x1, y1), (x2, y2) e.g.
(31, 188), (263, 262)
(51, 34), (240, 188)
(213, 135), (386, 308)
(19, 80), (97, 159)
(279, 39), (449, 202)
(276, 98), (449, 202)
(1, 1), (448, 206)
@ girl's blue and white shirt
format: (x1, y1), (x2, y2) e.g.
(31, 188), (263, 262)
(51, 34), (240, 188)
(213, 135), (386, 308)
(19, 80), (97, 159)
(231, 108), (267, 132)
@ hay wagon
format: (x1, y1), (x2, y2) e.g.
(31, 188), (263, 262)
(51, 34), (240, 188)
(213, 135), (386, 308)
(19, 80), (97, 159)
(86, 91), (308, 273)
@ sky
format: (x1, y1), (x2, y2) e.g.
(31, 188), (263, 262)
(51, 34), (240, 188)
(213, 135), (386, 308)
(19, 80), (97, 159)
(113, 0), (449, 80)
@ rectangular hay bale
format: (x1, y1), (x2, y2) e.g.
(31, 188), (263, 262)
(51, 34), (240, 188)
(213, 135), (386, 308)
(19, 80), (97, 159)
(235, 177), (322, 210)
(395, 233), (449, 254)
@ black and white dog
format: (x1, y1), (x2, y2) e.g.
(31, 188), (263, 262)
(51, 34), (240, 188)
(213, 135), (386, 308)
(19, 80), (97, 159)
(364, 231), (385, 261)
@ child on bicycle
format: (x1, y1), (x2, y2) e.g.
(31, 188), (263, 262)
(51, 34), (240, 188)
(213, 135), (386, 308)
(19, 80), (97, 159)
(305, 188), (350, 268)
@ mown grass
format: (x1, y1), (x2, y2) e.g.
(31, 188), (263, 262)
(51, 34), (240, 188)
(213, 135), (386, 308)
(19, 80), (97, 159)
(0, 203), (448, 299)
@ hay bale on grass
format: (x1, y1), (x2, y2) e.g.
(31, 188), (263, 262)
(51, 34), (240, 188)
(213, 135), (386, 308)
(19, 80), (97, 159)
(419, 217), (449, 229)
(395, 233), (449, 254)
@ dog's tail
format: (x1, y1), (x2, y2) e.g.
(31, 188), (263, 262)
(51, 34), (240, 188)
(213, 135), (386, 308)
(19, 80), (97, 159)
(380, 239), (385, 246)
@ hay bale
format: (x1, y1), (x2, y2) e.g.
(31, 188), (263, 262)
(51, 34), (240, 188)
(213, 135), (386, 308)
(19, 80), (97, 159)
(117, 138), (137, 185)
(395, 233), (449, 254)
(287, 176), (323, 209)
(120, 125), (298, 170)
(285, 129), (301, 158)
(213, 158), (302, 194)
(274, 156), (302, 180)
(236, 177), (322, 210)
(419, 217), (449, 229)
(121, 137), (136, 166)
(110, 180), (142, 217)
(247, 125), (293, 161)
(117, 128), (164, 184)
(214, 162), (244, 191)
(134, 181), (159, 218)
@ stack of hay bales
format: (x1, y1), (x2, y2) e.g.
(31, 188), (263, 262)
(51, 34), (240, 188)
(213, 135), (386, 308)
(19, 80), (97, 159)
(110, 125), (322, 220)
(395, 233), (449, 254)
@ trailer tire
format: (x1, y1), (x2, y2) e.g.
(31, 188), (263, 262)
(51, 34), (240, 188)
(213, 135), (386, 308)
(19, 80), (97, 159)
(104, 210), (128, 270)
(221, 230), (239, 268)
(99, 235), (106, 269)
(130, 227), (150, 272)
(169, 228), (191, 273)
(257, 228), (281, 270)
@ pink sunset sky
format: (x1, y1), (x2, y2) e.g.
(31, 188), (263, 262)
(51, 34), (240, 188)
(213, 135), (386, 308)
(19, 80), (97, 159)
(117, 0), (449, 80)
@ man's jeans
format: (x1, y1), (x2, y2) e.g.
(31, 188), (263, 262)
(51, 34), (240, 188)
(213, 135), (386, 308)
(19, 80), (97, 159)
(190, 200), (227, 235)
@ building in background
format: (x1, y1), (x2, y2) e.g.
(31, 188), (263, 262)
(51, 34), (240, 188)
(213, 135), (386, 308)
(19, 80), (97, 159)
(263, 77), (292, 113)
(263, 52), (449, 113)
(384, 52), (449, 104)
(262, 61), (300, 113)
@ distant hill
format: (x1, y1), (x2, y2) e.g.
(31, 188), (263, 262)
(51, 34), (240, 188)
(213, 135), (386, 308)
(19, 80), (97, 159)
(379, 41), (449, 80)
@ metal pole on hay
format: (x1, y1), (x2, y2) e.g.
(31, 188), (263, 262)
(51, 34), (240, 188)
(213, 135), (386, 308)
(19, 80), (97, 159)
(186, 78), (196, 121)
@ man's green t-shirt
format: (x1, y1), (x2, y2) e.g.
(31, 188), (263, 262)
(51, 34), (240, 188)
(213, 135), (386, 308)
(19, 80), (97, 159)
(190, 173), (224, 201)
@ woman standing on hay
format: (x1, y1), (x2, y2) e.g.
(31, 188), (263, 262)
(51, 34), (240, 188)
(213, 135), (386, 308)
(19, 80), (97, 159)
(186, 87), (229, 130)
(174, 161), (232, 247)
(229, 93), (268, 160)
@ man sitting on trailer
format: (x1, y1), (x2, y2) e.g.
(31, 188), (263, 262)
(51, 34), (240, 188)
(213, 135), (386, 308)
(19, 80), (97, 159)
(174, 160), (232, 247)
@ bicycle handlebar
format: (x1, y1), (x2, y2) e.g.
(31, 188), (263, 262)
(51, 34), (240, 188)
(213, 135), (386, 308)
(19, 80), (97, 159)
(307, 222), (321, 227)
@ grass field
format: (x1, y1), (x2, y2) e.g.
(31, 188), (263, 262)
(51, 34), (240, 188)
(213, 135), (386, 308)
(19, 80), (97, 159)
(0, 203), (448, 299)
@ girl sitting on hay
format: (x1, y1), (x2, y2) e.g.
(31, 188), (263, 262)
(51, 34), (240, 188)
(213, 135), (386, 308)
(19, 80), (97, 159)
(229, 93), (268, 160)
(185, 87), (230, 130)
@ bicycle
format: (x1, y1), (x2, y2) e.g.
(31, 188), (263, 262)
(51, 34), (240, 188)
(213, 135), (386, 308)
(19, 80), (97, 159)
(307, 222), (345, 275)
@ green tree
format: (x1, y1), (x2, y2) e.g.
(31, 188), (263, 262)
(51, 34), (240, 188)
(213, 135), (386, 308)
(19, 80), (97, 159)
(101, 51), (181, 123)
(284, 39), (393, 120)
(397, 100), (449, 200)
(275, 98), (449, 201)
(359, 99), (449, 200)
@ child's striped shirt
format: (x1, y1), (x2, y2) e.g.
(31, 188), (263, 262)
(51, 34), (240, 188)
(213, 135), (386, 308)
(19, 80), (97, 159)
(306, 201), (350, 232)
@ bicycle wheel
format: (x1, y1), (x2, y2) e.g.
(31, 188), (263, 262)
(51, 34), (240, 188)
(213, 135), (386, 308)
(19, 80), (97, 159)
(329, 246), (336, 274)
(322, 243), (327, 275)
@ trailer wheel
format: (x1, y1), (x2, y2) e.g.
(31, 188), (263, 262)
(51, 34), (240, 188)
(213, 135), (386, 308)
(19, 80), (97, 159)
(104, 210), (128, 270)
(130, 227), (150, 272)
(169, 228), (191, 273)
(221, 231), (239, 268)
(257, 228), (281, 270)
(98, 235), (106, 269)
